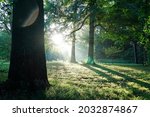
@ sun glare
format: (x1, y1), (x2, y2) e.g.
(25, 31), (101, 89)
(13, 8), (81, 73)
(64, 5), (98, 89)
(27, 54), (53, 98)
(52, 34), (64, 45)
(51, 33), (71, 59)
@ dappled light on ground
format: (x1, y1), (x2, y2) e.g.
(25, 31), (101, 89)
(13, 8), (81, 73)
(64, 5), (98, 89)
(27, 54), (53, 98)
(0, 61), (150, 99)
(46, 61), (150, 100)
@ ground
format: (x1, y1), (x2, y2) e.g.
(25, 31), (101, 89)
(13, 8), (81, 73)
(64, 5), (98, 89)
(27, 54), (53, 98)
(0, 61), (150, 99)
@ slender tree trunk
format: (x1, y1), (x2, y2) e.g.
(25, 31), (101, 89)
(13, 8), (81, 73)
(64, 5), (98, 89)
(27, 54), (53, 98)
(133, 42), (138, 64)
(70, 32), (76, 63)
(87, 2), (95, 64)
(8, 0), (49, 90)
(70, 1), (78, 63)
(143, 48), (148, 65)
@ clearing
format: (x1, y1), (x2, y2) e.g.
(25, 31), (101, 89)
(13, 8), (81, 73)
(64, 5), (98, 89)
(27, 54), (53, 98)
(0, 61), (150, 99)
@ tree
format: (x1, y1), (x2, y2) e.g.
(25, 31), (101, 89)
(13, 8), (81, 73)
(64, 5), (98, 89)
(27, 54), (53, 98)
(0, 0), (12, 61)
(81, 0), (110, 64)
(60, 0), (96, 64)
(87, 0), (95, 64)
(7, 0), (49, 90)
(66, 0), (85, 63)
(70, 27), (77, 63)
(98, 0), (149, 64)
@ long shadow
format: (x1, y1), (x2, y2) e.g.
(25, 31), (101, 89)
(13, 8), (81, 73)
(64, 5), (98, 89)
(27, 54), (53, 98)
(82, 64), (150, 99)
(110, 64), (150, 72)
(82, 64), (119, 83)
(127, 84), (150, 99)
(93, 64), (150, 89)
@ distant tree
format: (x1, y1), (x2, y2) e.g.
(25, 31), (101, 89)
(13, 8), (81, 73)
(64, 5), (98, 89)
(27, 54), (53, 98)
(8, 0), (49, 89)
(98, 0), (150, 64)
(0, 0), (12, 61)
(66, 0), (84, 63)
(70, 26), (77, 63)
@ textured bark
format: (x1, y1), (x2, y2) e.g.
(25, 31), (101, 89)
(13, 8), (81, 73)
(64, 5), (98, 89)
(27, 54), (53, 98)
(87, 2), (95, 64)
(8, 0), (49, 90)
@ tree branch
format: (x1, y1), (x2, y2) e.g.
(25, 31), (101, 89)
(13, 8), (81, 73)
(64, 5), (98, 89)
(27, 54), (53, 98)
(69, 13), (90, 35)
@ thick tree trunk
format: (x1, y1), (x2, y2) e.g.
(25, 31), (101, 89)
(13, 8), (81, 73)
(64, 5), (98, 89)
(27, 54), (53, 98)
(87, 2), (95, 64)
(8, 0), (49, 90)
(70, 32), (76, 63)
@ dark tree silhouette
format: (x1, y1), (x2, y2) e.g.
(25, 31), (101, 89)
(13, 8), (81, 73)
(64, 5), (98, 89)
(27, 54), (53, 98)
(8, 0), (49, 89)
(133, 41), (138, 64)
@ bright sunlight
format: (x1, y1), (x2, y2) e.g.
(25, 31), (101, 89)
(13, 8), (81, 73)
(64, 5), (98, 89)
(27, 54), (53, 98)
(51, 33), (71, 60)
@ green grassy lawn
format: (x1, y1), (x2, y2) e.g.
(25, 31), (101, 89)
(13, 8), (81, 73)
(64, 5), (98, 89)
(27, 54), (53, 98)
(0, 61), (150, 99)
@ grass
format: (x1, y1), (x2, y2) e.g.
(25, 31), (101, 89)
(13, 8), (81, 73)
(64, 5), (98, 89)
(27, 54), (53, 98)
(0, 61), (150, 99)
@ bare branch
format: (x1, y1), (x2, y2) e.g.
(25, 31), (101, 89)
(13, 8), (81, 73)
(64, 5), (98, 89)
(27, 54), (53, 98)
(69, 13), (90, 35)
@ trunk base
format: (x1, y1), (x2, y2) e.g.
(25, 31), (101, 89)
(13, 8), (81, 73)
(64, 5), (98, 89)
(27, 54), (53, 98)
(0, 81), (49, 99)
(5, 79), (50, 91)
(87, 57), (95, 65)
(70, 59), (77, 63)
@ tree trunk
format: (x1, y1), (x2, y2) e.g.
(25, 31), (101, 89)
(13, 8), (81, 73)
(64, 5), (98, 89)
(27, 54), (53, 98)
(133, 42), (138, 64)
(70, 1), (78, 63)
(8, 0), (49, 90)
(87, 2), (95, 64)
(70, 32), (76, 63)
(143, 48), (148, 65)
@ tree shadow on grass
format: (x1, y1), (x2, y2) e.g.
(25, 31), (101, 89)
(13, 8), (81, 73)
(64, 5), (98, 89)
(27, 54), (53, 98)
(111, 64), (150, 72)
(93, 64), (150, 89)
(82, 64), (150, 99)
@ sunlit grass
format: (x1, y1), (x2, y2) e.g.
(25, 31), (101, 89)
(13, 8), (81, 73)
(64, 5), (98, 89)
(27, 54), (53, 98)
(0, 61), (150, 99)
(46, 61), (150, 100)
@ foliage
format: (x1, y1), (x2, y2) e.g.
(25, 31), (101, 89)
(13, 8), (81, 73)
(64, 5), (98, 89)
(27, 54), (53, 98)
(0, 60), (9, 72)
(94, 0), (150, 64)
(104, 46), (122, 58)
(143, 16), (150, 35)
(0, 0), (150, 98)
(0, 31), (11, 60)
(0, 0), (4, 2)
(0, 0), (12, 33)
